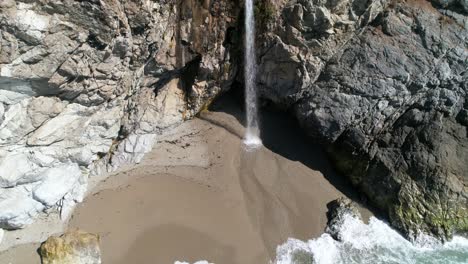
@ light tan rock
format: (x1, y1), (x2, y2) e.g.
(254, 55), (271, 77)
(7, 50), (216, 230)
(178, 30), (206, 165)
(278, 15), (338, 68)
(40, 230), (101, 264)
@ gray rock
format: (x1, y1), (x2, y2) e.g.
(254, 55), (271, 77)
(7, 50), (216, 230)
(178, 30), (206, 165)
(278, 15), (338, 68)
(107, 133), (157, 171)
(326, 197), (362, 241)
(0, 186), (45, 229)
(256, 0), (468, 240)
(431, 0), (468, 13)
(32, 163), (82, 207)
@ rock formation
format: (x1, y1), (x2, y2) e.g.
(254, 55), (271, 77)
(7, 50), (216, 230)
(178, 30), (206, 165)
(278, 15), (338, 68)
(276, 197), (361, 264)
(40, 230), (101, 264)
(0, 0), (466, 249)
(0, 0), (240, 240)
(255, 0), (467, 240)
(325, 197), (361, 240)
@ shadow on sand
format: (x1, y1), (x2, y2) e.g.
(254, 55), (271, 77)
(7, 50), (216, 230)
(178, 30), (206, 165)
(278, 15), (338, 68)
(207, 90), (364, 204)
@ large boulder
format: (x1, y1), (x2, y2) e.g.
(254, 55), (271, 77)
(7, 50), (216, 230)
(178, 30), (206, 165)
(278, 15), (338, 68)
(256, 0), (468, 240)
(40, 230), (101, 264)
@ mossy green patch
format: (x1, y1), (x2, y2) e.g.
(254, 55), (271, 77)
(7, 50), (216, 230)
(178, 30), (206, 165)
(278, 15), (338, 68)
(394, 193), (468, 240)
(254, 0), (276, 28)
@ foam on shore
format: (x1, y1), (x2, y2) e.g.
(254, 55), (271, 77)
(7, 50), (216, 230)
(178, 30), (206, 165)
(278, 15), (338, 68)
(275, 213), (468, 264)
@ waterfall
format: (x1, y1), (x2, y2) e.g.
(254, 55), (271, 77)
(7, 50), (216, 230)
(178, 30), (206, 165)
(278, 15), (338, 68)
(244, 0), (262, 148)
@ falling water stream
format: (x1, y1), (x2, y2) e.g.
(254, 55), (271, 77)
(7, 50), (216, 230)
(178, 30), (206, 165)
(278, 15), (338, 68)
(243, 0), (262, 148)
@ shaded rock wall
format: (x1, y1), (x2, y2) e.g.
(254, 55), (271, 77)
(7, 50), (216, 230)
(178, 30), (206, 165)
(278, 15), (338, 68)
(256, 0), (467, 240)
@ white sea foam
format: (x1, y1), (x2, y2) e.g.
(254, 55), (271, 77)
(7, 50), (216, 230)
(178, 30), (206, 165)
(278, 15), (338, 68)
(172, 214), (467, 264)
(275, 213), (468, 264)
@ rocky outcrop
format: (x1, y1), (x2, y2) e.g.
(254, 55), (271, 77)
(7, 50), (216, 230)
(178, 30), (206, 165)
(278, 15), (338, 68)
(275, 197), (360, 264)
(325, 197), (361, 240)
(0, 0), (240, 240)
(256, 0), (467, 240)
(40, 230), (101, 264)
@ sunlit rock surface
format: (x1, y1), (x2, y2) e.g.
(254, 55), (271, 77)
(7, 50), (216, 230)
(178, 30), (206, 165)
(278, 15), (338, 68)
(40, 230), (101, 264)
(0, 0), (240, 239)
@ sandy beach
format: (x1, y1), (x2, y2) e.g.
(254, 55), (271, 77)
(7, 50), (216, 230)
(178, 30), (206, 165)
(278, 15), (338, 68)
(0, 95), (370, 264)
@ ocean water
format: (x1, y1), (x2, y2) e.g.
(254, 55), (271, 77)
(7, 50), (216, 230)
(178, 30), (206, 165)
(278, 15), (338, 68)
(275, 213), (468, 264)
(175, 213), (467, 264)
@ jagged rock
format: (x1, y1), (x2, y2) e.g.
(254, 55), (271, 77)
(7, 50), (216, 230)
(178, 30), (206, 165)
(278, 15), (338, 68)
(32, 163), (82, 207)
(326, 197), (361, 240)
(125, 79), (189, 135)
(40, 230), (101, 264)
(431, 0), (468, 13)
(257, 0), (389, 107)
(256, 0), (468, 240)
(0, 0), (241, 246)
(0, 186), (45, 229)
(106, 133), (157, 171)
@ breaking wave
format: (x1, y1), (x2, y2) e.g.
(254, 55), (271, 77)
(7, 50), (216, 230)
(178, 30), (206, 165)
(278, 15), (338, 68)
(275, 214), (468, 264)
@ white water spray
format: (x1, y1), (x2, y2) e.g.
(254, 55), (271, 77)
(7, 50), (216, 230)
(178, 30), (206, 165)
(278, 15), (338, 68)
(275, 213), (468, 264)
(244, 0), (262, 148)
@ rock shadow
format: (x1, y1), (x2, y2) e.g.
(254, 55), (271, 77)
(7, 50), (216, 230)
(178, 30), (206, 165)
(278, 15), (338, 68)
(209, 89), (364, 204)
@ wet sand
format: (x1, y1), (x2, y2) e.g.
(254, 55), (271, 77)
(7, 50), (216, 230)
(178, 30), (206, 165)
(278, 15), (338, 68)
(0, 96), (370, 264)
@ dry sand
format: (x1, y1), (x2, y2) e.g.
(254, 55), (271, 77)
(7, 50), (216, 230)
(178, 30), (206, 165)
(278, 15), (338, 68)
(0, 96), (370, 264)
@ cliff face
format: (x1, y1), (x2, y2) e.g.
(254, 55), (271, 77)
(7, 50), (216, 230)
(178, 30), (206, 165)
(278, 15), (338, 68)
(256, 0), (467, 240)
(0, 0), (466, 246)
(0, 0), (239, 233)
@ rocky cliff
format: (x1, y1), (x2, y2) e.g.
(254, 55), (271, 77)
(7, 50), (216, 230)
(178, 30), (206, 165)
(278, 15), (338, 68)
(0, 0), (466, 248)
(0, 0), (240, 238)
(255, 0), (467, 240)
